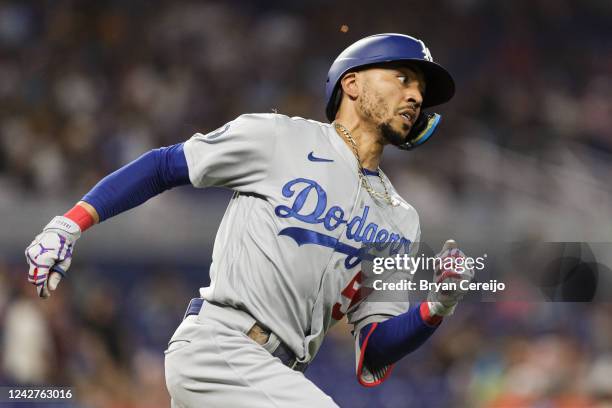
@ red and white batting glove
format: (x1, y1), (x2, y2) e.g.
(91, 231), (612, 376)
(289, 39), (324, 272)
(426, 239), (475, 317)
(25, 216), (81, 298)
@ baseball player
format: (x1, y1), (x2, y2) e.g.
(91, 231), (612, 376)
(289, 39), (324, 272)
(26, 34), (474, 407)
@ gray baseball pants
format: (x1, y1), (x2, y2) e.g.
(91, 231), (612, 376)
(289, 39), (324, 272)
(164, 302), (338, 407)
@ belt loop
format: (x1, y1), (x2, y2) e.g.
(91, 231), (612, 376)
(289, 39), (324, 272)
(183, 298), (204, 320)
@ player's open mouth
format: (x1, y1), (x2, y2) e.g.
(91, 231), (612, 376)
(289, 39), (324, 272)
(399, 112), (413, 125)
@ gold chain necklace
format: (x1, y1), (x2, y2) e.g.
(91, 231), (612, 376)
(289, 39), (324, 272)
(334, 122), (396, 206)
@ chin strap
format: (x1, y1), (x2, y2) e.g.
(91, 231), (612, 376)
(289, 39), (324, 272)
(398, 112), (441, 150)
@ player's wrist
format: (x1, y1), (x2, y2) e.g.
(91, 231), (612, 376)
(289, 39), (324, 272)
(63, 202), (97, 232)
(419, 302), (444, 326)
(428, 299), (457, 315)
(43, 216), (81, 241)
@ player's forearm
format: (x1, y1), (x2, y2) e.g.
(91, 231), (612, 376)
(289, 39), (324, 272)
(362, 303), (441, 368)
(77, 143), (190, 223)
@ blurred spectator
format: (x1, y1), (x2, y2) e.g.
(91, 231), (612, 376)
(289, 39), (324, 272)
(2, 296), (52, 384)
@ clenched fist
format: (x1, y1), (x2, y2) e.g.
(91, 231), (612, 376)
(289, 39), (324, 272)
(427, 239), (475, 316)
(25, 216), (81, 298)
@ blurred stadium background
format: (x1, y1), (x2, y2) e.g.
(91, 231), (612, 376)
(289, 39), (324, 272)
(1, 0), (612, 407)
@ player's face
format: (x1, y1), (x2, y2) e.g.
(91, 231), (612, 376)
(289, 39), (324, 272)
(357, 65), (425, 146)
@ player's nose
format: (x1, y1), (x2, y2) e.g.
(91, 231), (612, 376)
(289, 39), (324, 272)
(403, 82), (423, 108)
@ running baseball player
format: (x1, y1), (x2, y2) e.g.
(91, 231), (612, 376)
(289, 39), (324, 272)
(26, 34), (474, 407)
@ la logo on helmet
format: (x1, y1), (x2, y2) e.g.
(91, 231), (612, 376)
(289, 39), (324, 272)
(418, 40), (433, 62)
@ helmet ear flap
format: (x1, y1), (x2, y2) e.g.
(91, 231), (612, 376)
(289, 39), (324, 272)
(398, 112), (441, 150)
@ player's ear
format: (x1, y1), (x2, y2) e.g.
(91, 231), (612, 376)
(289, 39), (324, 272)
(340, 72), (359, 100)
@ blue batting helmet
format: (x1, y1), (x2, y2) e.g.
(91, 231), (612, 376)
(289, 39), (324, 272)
(325, 33), (455, 121)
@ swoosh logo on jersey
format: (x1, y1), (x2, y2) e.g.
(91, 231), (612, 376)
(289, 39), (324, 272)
(307, 152), (334, 163)
(204, 123), (231, 141)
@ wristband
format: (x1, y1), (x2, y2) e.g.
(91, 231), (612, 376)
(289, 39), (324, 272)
(64, 205), (95, 232)
(419, 302), (443, 327)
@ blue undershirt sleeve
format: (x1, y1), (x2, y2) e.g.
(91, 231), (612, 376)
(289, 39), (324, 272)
(362, 303), (440, 368)
(81, 143), (190, 221)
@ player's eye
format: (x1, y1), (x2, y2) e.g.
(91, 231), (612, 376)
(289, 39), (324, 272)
(398, 74), (426, 94)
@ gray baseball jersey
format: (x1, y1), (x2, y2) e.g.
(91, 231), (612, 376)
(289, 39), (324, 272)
(183, 113), (420, 369)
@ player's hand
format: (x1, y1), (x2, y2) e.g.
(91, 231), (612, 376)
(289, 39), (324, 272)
(25, 216), (81, 298)
(427, 239), (475, 316)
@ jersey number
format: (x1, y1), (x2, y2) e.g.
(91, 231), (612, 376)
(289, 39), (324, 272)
(332, 271), (372, 321)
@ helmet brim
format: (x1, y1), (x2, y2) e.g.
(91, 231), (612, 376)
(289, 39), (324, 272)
(397, 58), (455, 108)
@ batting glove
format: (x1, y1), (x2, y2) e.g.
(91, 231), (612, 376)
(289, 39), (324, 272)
(427, 239), (475, 316)
(25, 216), (81, 298)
